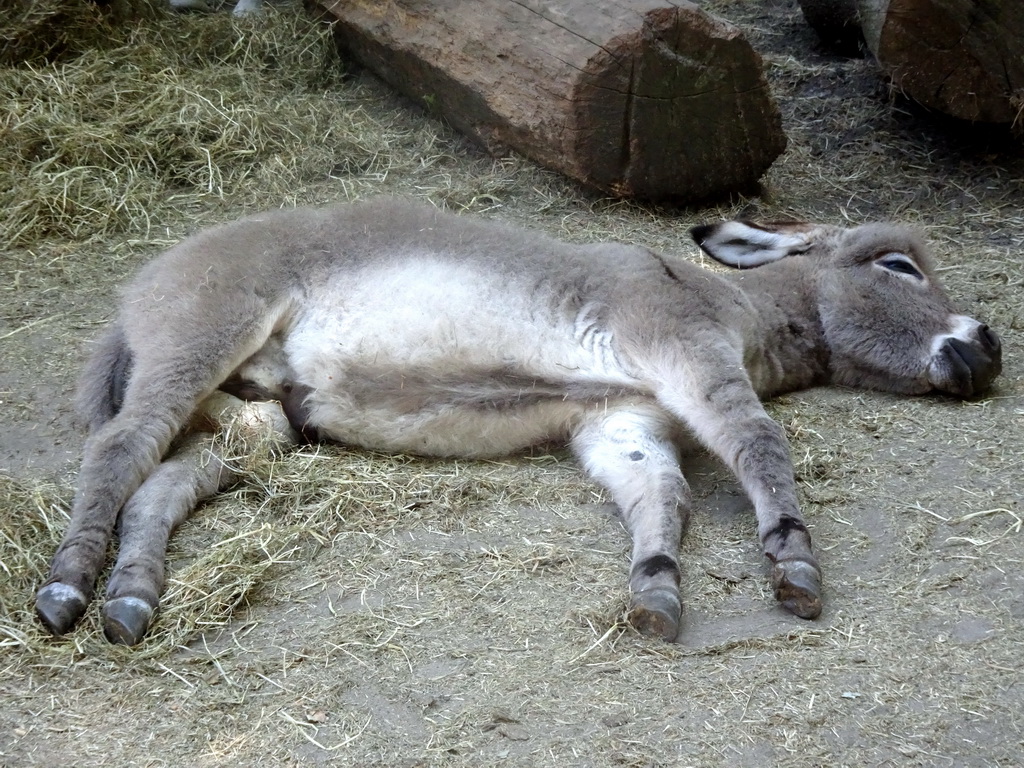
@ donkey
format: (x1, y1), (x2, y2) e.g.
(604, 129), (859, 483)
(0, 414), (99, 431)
(35, 197), (1002, 645)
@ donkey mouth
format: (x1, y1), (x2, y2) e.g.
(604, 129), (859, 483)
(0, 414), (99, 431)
(931, 329), (1002, 398)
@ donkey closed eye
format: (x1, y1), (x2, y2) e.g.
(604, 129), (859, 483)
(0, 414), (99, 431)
(876, 254), (924, 280)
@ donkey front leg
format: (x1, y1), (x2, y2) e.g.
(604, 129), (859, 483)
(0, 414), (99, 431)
(725, 414), (822, 618)
(659, 375), (823, 620)
(572, 403), (690, 641)
(103, 394), (298, 645)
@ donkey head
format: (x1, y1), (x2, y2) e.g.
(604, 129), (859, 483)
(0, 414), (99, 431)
(691, 220), (1002, 398)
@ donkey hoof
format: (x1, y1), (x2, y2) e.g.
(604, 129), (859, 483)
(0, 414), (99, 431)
(628, 588), (681, 641)
(35, 583), (88, 636)
(102, 597), (155, 646)
(772, 559), (823, 619)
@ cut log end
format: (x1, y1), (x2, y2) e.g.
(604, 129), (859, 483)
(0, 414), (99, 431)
(572, 5), (786, 201)
(857, 0), (1024, 125)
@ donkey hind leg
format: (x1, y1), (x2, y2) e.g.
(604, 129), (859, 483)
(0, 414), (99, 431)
(571, 404), (690, 641)
(659, 378), (822, 619)
(37, 319), (280, 636)
(100, 432), (229, 645)
(103, 394), (299, 645)
(35, 392), (186, 636)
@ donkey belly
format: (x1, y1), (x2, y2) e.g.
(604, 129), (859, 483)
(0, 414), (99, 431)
(282, 259), (644, 457)
(305, 394), (595, 458)
(294, 348), (646, 458)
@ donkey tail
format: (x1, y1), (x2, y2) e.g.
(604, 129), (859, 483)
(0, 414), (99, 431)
(75, 322), (134, 432)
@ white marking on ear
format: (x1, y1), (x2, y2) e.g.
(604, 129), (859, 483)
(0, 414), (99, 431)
(691, 221), (811, 268)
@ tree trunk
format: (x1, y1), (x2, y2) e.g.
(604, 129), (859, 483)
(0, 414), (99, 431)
(858, 0), (1024, 124)
(315, 0), (787, 201)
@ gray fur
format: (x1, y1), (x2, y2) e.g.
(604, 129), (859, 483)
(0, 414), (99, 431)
(36, 197), (1002, 644)
(74, 322), (132, 432)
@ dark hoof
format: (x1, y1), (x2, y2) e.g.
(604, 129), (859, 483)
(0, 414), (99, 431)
(35, 583), (88, 636)
(102, 597), (155, 646)
(772, 558), (823, 619)
(628, 587), (681, 641)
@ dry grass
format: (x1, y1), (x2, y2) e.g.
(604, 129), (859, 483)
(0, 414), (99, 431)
(0, 0), (162, 65)
(1, 0), (1023, 765)
(0, 3), (358, 249)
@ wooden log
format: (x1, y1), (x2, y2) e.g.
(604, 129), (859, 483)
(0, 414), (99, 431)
(857, 0), (1024, 124)
(315, 0), (786, 201)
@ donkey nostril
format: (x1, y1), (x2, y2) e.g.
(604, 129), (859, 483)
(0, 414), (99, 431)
(977, 324), (1000, 353)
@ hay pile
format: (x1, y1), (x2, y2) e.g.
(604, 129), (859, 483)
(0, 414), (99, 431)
(1, 0), (160, 65)
(0, 0), (402, 250)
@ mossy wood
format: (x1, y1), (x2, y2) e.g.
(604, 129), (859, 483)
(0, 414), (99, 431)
(858, 0), (1024, 124)
(315, 0), (786, 201)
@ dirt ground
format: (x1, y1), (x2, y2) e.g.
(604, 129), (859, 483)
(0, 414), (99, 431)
(1, 1), (1022, 766)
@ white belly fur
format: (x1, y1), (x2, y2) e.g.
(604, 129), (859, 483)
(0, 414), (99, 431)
(283, 258), (645, 457)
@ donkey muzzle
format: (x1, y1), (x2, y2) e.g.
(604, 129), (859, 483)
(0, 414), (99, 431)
(930, 323), (1002, 398)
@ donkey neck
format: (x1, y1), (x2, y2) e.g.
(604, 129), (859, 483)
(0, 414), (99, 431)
(723, 258), (831, 398)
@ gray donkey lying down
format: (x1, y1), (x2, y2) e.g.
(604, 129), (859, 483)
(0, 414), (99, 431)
(36, 197), (1002, 645)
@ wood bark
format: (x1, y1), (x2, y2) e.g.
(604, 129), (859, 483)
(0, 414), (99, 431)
(314, 0), (786, 201)
(857, 0), (1024, 124)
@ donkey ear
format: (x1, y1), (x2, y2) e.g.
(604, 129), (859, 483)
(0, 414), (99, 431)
(690, 220), (812, 268)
